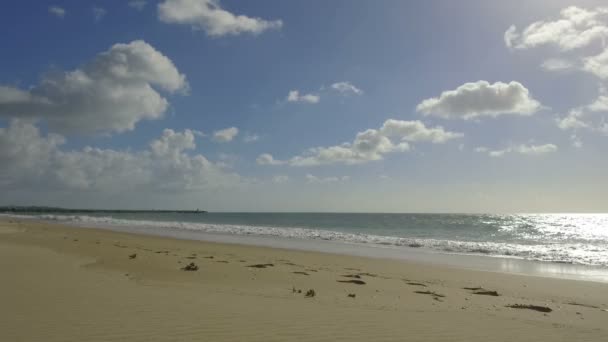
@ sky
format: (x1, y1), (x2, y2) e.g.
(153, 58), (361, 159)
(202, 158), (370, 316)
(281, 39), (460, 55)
(1, 0), (608, 212)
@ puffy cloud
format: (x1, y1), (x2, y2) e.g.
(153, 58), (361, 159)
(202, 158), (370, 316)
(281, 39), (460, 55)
(256, 153), (284, 165)
(556, 86), (608, 132)
(0, 120), (240, 192)
(379, 119), (463, 143)
(588, 93), (608, 112)
(416, 81), (542, 120)
(258, 119), (462, 167)
(158, 0), (282, 37)
(0, 40), (187, 135)
(0, 120), (65, 188)
(286, 90), (320, 104)
(507, 7), (608, 138)
(330, 82), (363, 96)
(556, 109), (589, 130)
(49, 6), (66, 18)
(128, 1), (147, 11)
(305, 174), (350, 184)
(213, 127), (239, 142)
(476, 143), (558, 157)
(583, 48), (608, 79)
(93, 7), (107, 22)
(505, 7), (608, 51)
(289, 130), (408, 166)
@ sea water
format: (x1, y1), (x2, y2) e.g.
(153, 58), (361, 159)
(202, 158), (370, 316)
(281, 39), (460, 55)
(5, 211), (608, 268)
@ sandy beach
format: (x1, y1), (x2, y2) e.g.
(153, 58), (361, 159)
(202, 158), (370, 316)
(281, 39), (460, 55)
(1, 218), (607, 341)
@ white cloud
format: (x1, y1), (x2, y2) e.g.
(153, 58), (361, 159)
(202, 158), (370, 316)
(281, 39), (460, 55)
(49, 6), (66, 18)
(570, 134), (583, 148)
(93, 7), (107, 22)
(556, 109), (590, 130)
(556, 86), (608, 133)
(128, 0), (147, 11)
(258, 119), (462, 167)
(515, 144), (558, 155)
(505, 7), (608, 51)
(588, 93), (608, 112)
(0, 120), (240, 192)
(416, 81), (542, 120)
(541, 58), (574, 71)
(0, 40), (187, 135)
(158, 0), (283, 37)
(583, 48), (608, 79)
(507, 7), (608, 139)
(380, 119), (463, 143)
(286, 90), (320, 104)
(256, 153), (284, 165)
(305, 174), (350, 184)
(476, 143), (558, 157)
(330, 82), (363, 96)
(271, 175), (289, 184)
(213, 127), (239, 142)
(504, 25), (518, 49)
(243, 133), (260, 143)
(598, 122), (608, 135)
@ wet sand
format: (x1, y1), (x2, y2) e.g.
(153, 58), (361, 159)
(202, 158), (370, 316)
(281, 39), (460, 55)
(1, 218), (607, 341)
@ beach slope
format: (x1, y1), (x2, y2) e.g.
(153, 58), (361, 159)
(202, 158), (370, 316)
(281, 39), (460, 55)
(1, 218), (607, 341)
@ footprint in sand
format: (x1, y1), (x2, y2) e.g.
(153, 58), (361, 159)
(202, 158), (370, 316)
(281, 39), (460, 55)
(405, 282), (427, 287)
(414, 290), (446, 301)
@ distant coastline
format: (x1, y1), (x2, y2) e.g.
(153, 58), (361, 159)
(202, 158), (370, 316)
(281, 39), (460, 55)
(0, 206), (207, 214)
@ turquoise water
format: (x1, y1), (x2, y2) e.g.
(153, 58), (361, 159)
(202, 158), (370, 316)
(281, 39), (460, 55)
(5, 212), (608, 268)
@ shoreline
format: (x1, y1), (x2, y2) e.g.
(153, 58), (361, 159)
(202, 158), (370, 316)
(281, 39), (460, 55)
(6, 214), (608, 283)
(2, 217), (608, 341)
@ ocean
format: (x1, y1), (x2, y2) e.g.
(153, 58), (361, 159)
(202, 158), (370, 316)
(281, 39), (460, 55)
(4, 211), (608, 272)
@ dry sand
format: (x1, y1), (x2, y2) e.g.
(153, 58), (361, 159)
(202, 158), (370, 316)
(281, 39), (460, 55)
(1, 218), (607, 341)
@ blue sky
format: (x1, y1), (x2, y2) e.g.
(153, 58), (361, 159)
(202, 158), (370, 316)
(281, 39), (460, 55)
(0, 0), (607, 212)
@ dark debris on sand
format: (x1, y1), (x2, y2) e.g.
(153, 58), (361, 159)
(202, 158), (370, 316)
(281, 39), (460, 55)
(463, 287), (500, 296)
(128, 253), (137, 259)
(305, 289), (316, 297)
(247, 263), (274, 268)
(181, 262), (199, 271)
(338, 279), (366, 285)
(473, 290), (500, 296)
(506, 304), (552, 313)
